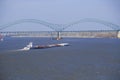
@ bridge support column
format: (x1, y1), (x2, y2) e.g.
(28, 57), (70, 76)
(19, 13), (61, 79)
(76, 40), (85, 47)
(117, 31), (120, 38)
(56, 31), (62, 40)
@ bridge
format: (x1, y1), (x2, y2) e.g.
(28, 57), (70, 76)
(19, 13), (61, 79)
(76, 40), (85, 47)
(0, 18), (120, 39)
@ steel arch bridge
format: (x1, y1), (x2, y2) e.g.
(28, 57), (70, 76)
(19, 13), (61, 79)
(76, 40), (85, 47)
(63, 18), (120, 31)
(0, 19), (66, 31)
(0, 18), (120, 31)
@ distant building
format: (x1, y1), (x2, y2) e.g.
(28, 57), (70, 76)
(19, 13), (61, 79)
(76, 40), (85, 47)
(0, 34), (3, 41)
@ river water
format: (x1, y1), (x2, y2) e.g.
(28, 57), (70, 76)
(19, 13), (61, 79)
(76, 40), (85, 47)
(0, 37), (120, 80)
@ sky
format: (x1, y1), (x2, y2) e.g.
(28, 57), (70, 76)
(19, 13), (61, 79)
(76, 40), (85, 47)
(0, 0), (120, 31)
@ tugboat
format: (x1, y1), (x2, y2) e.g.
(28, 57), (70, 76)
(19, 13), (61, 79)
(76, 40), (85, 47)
(22, 42), (69, 50)
(22, 42), (33, 50)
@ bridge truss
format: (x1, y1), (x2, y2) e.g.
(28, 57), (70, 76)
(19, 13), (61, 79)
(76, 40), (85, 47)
(0, 18), (120, 39)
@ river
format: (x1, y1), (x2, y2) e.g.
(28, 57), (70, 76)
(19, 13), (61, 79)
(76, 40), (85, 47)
(0, 37), (120, 80)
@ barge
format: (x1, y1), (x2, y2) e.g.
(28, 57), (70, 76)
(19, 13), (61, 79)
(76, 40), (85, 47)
(23, 42), (69, 50)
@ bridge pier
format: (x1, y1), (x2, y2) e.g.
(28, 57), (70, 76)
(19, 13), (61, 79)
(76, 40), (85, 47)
(56, 31), (62, 40)
(117, 31), (120, 38)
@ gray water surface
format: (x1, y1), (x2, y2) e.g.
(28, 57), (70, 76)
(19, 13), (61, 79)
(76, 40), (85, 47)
(0, 37), (120, 80)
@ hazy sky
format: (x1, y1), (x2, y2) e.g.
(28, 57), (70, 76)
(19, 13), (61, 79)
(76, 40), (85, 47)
(0, 0), (120, 31)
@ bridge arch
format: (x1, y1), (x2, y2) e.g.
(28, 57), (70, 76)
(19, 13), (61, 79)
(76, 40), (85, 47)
(63, 18), (120, 31)
(0, 19), (63, 31)
(0, 18), (120, 31)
